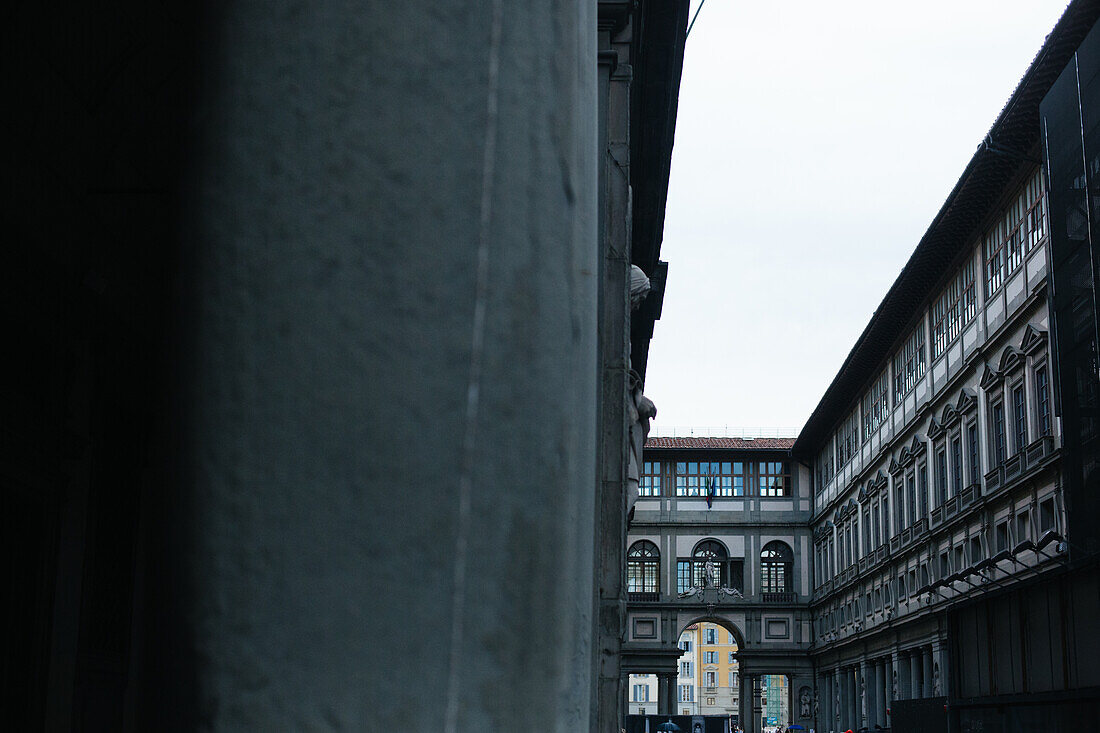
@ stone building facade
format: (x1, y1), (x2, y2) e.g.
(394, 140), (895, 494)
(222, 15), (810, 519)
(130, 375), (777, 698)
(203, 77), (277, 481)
(793, 3), (1100, 731)
(624, 438), (815, 731)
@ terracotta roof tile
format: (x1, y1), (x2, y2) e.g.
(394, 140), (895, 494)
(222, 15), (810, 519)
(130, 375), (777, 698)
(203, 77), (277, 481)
(644, 437), (795, 450)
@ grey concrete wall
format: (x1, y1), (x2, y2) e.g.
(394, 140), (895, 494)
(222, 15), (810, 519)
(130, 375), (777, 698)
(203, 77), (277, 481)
(174, 2), (598, 730)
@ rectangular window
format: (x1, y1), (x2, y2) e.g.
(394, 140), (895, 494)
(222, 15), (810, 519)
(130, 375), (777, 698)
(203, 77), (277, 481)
(728, 651), (735, 663)
(970, 535), (983, 563)
(676, 461), (746, 497)
(634, 684), (650, 702)
(872, 501), (880, 548)
(863, 509), (871, 556)
(1012, 383), (1027, 455)
(681, 661), (692, 677)
(991, 400), (1007, 465)
(704, 651), (717, 664)
(896, 479), (906, 530)
(950, 434), (963, 494)
(728, 632), (734, 644)
(705, 671), (716, 686)
(757, 461), (791, 497)
(936, 447), (948, 506)
(679, 685), (694, 703)
(984, 222), (1006, 296)
(729, 670), (737, 687)
(837, 410), (860, 468)
(1017, 510), (1031, 542)
(704, 628), (717, 644)
(679, 638), (692, 652)
(953, 545), (964, 572)
(939, 551), (949, 578)
(640, 461), (662, 497)
(882, 495), (890, 541)
(862, 370), (890, 439)
(968, 421), (981, 485)
(817, 443), (835, 489)
(1040, 498), (1056, 532)
(906, 473), (916, 527)
(996, 521), (1009, 552)
(677, 561), (692, 593)
(918, 464), (928, 518)
(627, 555), (659, 594)
(1005, 193), (1025, 274)
(893, 322), (927, 402)
(1036, 366), (1052, 437)
(1024, 168), (1046, 251)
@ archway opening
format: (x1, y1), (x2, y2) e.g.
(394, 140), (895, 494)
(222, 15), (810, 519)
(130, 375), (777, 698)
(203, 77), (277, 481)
(630, 617), (745, 722)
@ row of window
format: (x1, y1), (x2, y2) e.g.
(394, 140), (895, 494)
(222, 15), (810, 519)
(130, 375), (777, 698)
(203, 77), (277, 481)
(682, 650), (736, 668)
(818, 496), (1057, 633)
(931, 261), (977, 359)
(983, 169), (1045, 298)
(639, 460), (792, 498)
(627, 540), (794, 595)
(818, 170), (1047, 487)
(816, 362), (1052, 580)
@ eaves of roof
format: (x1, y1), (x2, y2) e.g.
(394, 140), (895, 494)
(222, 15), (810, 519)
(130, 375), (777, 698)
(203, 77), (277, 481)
(645, 436), (796, 451)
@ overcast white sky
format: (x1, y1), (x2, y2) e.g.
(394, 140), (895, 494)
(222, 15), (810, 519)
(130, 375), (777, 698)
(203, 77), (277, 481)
(644, 0), (1070, 436)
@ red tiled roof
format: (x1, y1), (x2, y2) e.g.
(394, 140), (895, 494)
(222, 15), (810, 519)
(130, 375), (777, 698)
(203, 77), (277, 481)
(644, 437), (795, 450)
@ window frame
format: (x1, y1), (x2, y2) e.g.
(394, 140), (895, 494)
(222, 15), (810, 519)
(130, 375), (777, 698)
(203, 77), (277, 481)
(1035, 365), (1052, 437)
(1011, 382), (1028, 456)
(893, 322), (928, 403)
(627, 540), (661, 595)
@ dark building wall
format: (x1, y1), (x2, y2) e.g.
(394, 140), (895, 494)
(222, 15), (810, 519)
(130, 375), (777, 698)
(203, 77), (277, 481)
(1041, 14), (1100, 560)
(948, 567), (1100, 731)
(4, 2), (201, 728)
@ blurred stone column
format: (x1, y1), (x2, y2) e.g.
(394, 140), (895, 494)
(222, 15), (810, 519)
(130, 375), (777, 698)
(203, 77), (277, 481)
(923, 646), (934, 697)
(659, 672), (675, 715)
(144, 2), (600, 731)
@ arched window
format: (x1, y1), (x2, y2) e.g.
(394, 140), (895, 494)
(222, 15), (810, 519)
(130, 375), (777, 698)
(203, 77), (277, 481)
(673, 540), (745, 593)
(627, 541), (660, 599)
(760, 541), (794, 598)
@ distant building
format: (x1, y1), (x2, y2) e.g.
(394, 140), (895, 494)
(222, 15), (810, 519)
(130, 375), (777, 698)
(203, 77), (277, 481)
(623, 437), (813, 732)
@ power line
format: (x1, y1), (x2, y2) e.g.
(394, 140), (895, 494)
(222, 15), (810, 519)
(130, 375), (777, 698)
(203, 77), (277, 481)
(686, 0), (708, 39)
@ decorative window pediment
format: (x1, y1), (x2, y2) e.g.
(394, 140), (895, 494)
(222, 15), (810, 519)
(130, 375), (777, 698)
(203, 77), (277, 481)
(998, 345), (1025, 374)
(979, 364), (1002, 390)
(927, 418), (946, 440)
(871, 470), (888, 491)
(908, 434), (927, 458)
(1020, 325), (1049, 355)
(956, 388), (978, 414)
(941, 402), (961, 428)
(889, 455), (904, 475)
